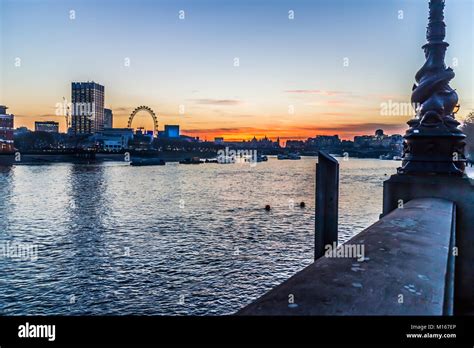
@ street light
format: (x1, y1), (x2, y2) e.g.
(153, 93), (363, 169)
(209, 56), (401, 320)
(398, 0), (466, 176)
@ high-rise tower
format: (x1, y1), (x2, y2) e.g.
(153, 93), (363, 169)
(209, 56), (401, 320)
(71, 82), (105, 134)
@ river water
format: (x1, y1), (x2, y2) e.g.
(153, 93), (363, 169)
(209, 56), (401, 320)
(0, 157), (427, 315)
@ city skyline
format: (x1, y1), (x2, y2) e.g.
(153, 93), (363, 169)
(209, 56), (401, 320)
(1, 0), (473, 141)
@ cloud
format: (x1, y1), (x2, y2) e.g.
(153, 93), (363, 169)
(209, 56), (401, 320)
(285, 90), (348, 96)
(183, 127), (257, 134)
(14, 114), (60, 119)
(184, 122), (406, 137)
(286, 90), (412, 103)
(325, 112), (349, 116)
(327, 100), (345, 105)
(191, 99), (242, 106)
(185, 122), (405, 134)
(113, 106), (132, 112)
(309, 123), (407, 134)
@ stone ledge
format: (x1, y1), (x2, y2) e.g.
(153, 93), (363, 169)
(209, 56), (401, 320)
(237, 198), (455, 315)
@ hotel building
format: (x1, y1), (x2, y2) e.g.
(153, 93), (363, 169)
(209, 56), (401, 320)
(71, 82), (105, 134)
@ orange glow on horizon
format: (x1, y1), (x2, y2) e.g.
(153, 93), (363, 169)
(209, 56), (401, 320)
(13, 115), (408, 144)
(181, 127), (408, 143)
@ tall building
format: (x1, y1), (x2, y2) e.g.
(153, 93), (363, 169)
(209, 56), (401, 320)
(164, 125), (179, 138)
(0, 105), (14, 153)
(71, 82), (105, 134)
(104, 108), (113, 129)
(158, 125), (180, 138)
(35, 121), (59, 133)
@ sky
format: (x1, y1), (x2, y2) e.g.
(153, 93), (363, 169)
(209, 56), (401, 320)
(1, 0), (473, 141)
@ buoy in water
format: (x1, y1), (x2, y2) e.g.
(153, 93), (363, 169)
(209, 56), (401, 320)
(265, 205), (271, 211)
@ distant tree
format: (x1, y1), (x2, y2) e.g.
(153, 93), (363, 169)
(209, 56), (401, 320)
(461, 111), (474, 159)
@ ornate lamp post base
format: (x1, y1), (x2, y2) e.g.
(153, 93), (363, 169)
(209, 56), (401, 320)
(399, 128), (466, 176)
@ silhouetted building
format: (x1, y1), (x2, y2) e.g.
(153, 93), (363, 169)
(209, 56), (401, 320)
(375, 129), (385, 138)
(158, 125), (180, 138)
(0, 105), (14, 152)
(286, 140), (305, 150)
(165, 125), (179, 138)
(71, 82), (105, 134)
(35, 121), (59, 133)
(179, 135), (201, 143)
(14, 127), (30, 136)
(390, 134), (404, 153)
(223, 136), (280, 150)
(354, 135), (374, 148)
(307, 135), (341, 149)
(95, 128), (134, 150)
(104, 108), (113, 129)
(354, 130), (403, 150)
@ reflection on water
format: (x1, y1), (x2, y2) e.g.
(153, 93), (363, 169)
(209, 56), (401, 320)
(0, 158), (399, 315)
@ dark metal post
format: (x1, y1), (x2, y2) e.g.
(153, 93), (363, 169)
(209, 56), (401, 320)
(399, 0), (466, 176)
(315, 151), (339, 260)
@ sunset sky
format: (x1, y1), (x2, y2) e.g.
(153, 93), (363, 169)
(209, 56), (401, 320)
(1, 0), (473, 141)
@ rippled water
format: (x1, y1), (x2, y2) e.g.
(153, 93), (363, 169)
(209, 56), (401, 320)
(0, 157), (400, 315)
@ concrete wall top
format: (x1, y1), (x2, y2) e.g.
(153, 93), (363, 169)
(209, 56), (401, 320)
(238, 198), (455, 316)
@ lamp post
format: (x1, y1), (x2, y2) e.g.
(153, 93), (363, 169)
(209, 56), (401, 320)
(398, 0), (466, 175)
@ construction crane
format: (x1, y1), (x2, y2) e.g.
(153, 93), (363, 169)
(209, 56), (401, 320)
(63, 97), (70, 130)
